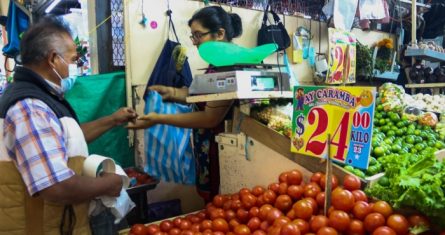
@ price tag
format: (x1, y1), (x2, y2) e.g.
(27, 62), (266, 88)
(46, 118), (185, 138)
(291, 86), (376, 169)
(326, 28), (357, 84)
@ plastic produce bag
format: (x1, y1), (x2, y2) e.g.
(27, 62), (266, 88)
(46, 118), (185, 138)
(359, 0), (386, 20)
(333, 0), (359, 30)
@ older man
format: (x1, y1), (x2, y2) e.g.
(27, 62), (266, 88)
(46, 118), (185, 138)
(0, 16), (136, 234)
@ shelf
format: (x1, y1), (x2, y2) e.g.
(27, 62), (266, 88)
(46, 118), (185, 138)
(400, 0), (430, 8)
(374, 71), (399, 81)
(186, 91), (293, 103)
(405, 83), (445, 88)
(405, 48), (445, 62)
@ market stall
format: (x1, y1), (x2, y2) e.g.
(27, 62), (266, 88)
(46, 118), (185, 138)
(114, 0), (445, 234)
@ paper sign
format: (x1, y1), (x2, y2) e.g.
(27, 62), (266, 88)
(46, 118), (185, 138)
(326, 28), (357, 84)
(291, 86), (376, 169)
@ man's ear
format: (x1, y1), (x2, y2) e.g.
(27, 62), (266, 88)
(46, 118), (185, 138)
(47, 51), (58, 68)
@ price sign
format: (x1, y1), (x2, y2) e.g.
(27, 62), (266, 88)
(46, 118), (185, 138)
(291, 86), (376, 169)
(326, 28), (357, 84)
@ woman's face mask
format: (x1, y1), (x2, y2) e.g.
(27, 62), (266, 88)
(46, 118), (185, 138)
(52, 54), (78, 93)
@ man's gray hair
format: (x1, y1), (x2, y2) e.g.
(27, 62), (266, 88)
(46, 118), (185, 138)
(20, 16), (72, 65)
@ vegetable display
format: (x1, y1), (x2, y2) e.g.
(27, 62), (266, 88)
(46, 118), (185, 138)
(366, 152), (445, 228)
(128, 170), (441, 235)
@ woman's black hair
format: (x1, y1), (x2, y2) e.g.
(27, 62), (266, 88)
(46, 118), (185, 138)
(188, 6), (242, 42)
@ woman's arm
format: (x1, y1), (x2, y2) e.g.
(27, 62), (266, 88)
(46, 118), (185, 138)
(149, 86), (189, 104)
(127, 100), (233, 129)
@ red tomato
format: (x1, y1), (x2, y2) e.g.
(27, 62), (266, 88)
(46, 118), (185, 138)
(241, 193), (257, 209)
(179, 220), (192, 230)
(200, 220), (212, 231)
(351, 190), (368, 202)
(269, 183), (281, 194)
(269, 226), (282, 235)
(372, 226), (396, 235)
(146, 224), (160, 235)
(259, 204), (273, 220)
(252, 186), (266, 197)
(304, 183), (322, 198)
(316, 227), (338, 235)
(190, 223), (200, 232)
(320, 175), (339, 190)
(279, 183), (289, 195)
(249, 206), (259, 218)
(386, 214), (409, 235)
(180, 230), (192, 235)
(212, 195), (225, 208)
(256, 195), (266, 207)
(275, 195), (293, 212)
(331, 188), (355, 212)
(273, 216), (291, 228)
(408, 214), (430, 227)
(280, 223), (301, 235)
(130, 224), (148, 235)
(343, 175), (361, 191)
(316, 192), (326, 208)
(310, 215), (329, 233)
(347, 219), (365, 235)
(197, 211), (207, 220)
(228, 219), (240, 231)
(168, 228), (181, 235)
(352, 201), (372, 220)
(252, 230), (267, 235)
(211, 218), (229, 233)
(260, 221), (269, 231)
(328, 210), (350, 232)
(234, 224), (251, 235)
(231, 200), (242, 211)
(173, 218), (182, 228)
(209, 208), (225, 220)
(286, 209), (296, 220)
(372, 201), (393, 218)
(236, 208), (249, 223)
(239, 188), (251, 196)
(293, 200), (313, 220)
(212, 232), (224, 235)
(247, 217), (261, 231)
(263, 190), (277, 204)
(267, 208), (284, 224)
(231, 193), (240, 201)
(189, 215), (201, 224)
(304, 198), (319, 213)
(223, 200), (233, 210)
(364, 213), (386, 233)
(160, 221), (173, 232)
(287, 170), (303, 185)
(225, 209), (236, 221)
(279, 171), (290, 183)
(287, 185), (304, 201)
(311, 172), (324, 185)
(292, 219), (310, 234)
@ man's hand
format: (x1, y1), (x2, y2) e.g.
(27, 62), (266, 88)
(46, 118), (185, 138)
(149, 85), (175, 101)
(126, 113), (159, 130)
(101, 172), (123, 197)
(111, 107), (137, 126)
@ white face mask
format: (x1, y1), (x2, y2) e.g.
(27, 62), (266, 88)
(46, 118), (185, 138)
(52, 54), (78, 93)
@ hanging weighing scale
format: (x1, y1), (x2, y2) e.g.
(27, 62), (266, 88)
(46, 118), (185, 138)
(187, 42), (292, 102)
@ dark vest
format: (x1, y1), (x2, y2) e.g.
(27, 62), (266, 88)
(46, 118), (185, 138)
(0, 66), (78, 121)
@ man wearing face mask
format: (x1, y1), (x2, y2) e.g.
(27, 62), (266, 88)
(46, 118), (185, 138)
(0, 16), (136, 234)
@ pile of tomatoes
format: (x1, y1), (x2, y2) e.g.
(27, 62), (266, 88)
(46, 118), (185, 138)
(129, 170), (436, 235)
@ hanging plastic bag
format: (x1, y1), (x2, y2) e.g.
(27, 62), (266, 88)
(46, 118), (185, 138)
(2, 0), (30, 58)
(359, 0), (386, 20)
(333, 0), (359, 31)
(143, 91), (195, 184)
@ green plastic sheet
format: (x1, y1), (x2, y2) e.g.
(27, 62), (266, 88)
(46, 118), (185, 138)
(198, 41), (278, 66)
(65, 71), (134, 167)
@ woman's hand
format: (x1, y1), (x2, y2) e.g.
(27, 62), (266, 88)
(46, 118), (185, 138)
(125, 113), (159, 130)
(149, 85), (175, 101)
(149, 85), (189, 103)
